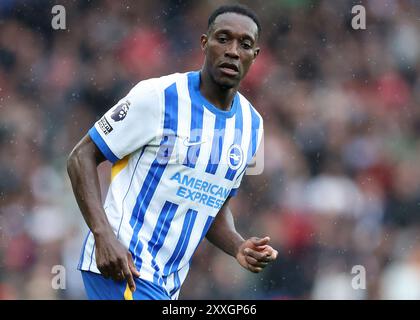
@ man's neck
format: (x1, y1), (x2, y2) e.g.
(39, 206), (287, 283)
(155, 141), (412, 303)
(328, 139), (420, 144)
(199, 69), (237, 111)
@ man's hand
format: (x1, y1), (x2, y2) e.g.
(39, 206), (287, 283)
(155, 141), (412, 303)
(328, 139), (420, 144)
(236, 236), (278, 273)
(94, 230), (140, 292)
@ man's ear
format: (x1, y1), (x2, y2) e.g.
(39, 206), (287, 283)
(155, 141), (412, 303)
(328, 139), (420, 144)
(200, 34), (208, 52)
(252, 47), (260, 62)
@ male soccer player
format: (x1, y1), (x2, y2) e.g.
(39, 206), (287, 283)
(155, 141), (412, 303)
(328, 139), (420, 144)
(67, 4), (278, 300)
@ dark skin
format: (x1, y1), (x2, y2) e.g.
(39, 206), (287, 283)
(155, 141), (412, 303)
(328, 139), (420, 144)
(200, 12), (260, 110)
(67, 12), (277, 293)
(67, 135), (140, 292)
(201, 12), (277, 271)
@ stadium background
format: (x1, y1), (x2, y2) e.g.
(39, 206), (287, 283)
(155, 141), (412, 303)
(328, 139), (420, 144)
(0, 0), (419, 299)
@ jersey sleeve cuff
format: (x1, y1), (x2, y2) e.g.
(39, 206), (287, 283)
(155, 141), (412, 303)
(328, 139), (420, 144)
(229, 188), (239, 197)
(88, 126), (120, 164)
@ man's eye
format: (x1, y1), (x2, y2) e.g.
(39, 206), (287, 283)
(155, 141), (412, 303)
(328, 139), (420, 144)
(242, 42), (252, 49)
(218, 37), (227, 43)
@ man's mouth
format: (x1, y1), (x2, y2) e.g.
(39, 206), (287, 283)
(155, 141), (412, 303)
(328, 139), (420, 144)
(219, 62), (239, 76)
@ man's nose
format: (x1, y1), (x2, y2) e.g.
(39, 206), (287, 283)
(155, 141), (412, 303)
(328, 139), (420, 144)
(225, 41), (240, 59)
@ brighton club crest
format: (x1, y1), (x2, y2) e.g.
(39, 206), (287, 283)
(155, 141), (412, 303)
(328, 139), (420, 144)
(227, 144), (243, 170)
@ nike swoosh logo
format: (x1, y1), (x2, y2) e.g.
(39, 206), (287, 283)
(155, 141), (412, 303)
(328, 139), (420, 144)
(183, 137), (206, 147)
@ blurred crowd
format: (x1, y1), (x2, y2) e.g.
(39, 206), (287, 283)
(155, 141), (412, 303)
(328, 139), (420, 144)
(1, 0), (419, 299)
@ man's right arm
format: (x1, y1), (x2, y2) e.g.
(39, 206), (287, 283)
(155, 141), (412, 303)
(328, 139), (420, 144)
(67, 134), (139, 292)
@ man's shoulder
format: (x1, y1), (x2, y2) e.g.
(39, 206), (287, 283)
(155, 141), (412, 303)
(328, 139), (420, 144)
(133, 72), (189, 92)
(237, 91), (263, 125)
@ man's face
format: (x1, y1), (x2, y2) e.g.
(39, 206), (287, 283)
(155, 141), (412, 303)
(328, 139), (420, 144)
(201, 12), (260, 89)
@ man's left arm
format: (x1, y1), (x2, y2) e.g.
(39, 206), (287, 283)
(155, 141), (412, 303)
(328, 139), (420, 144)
(205, 197), (278, 273)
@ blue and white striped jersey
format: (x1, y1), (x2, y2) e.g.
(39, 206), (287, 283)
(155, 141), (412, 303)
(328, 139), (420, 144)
(78, 71), (263, 299)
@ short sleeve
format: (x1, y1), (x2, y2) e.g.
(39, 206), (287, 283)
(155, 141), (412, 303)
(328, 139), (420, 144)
(88, 80), (162, 163)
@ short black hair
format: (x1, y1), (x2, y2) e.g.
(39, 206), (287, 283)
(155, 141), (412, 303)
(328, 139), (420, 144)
(207, 4), (261, 38)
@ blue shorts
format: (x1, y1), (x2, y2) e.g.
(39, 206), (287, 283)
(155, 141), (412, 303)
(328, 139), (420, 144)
(81, 271), (171, 300)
